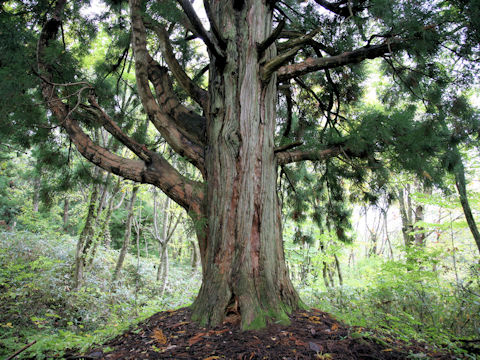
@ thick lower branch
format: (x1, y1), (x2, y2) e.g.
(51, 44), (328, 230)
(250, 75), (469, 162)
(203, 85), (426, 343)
(49, 95), (204, 213)
(277, 40), (404, 81)
(276, 147), (341, 165)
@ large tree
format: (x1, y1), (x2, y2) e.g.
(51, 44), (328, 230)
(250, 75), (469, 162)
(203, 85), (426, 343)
(2, 0), (479, 329)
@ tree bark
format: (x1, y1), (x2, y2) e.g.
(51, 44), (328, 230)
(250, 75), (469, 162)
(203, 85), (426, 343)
(190, 1), (301, 330)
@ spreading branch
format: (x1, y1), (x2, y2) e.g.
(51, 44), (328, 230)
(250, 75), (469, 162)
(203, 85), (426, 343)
(176, 0), (225, 61)
(44, 90), (204, 213)
(276, 146), (342, 165)
(274, 141), (303, 153)
(130, 0), (205, 174)
(277, 37), (335, 56)
(146, 56), (206, 145)
(276, 27), (322, 52)
(37, 0), (205, 215)
(147, 22), (209, 109)
(277, 39), (404, 81)
(261, 45), (303, 81)
(261, 27), (322, 81)
(313, 0), (366, 18)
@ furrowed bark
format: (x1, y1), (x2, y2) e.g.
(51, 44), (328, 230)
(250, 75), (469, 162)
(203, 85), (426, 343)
(191, 0), (301, 330)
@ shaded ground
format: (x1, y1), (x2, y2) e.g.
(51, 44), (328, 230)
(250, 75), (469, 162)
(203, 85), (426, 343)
(77, 308), (459, 359)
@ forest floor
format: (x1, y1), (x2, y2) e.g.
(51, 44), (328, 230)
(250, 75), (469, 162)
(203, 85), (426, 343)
(76, 307), (460, 360)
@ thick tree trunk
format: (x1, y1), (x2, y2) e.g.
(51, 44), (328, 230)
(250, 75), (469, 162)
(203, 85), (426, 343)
(190, 1), (301, 330)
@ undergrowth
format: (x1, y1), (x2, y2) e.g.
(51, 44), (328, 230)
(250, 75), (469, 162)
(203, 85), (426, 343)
(2, 229), (480, 358)
(296, 253), (480, 357)
(0, 230), (200, 359)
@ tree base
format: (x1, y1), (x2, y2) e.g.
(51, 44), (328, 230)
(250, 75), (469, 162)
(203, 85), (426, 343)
(190, 275), (303, 330)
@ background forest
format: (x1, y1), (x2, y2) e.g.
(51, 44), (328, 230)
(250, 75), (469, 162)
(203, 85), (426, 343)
(1, 0), (480, 358)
